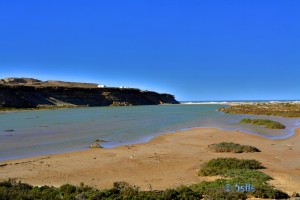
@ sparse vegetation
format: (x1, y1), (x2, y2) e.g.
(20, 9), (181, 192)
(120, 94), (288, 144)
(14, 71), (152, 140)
(219, 103), (300, 117)
(197, 158), (289, 199)
(0, 179), (200, 200)
(208, 142), (260, 153)
(240, 118), (285, 129)
(0, 168), (290, 200)
(199, 158), (264, 176)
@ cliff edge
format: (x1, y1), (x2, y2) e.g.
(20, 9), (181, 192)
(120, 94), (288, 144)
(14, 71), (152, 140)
(0, 78), (179, 108)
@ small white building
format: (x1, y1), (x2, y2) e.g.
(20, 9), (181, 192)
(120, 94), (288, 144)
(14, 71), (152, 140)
(98, 84), (106, 88)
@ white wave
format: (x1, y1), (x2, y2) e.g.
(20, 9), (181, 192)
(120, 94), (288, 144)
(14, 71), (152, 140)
(181, 102), (229, 105)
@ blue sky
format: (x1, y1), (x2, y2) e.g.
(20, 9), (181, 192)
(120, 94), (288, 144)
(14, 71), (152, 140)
(1, 1), (299, 101)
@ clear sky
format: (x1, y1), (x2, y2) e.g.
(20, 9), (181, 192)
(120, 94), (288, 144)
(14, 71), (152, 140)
(1, 1), (299, 101)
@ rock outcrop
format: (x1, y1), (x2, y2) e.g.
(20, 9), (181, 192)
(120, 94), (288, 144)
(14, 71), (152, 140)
(0, 78), (179, 108)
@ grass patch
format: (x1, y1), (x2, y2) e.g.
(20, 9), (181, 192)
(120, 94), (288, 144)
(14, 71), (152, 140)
(240, 118), (285, 129)
(208, 142), (260, 153)
(0, 158), (289, 200)
(197, 158), (289, 199)
(219, 103), (300, 117)
(223, 169), (272, 182)
(0, 179), (201, 200)
(0, 175), (289, 200)
(199, 158), (264, 176)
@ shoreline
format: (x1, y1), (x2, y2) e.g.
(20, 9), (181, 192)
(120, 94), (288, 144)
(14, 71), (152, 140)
(0, 124), (297, 162)
(0, 105), (89, 113)
(181, 100), (300, 105)
(1, 127), (300, 195)
(2, 99), (300, 112)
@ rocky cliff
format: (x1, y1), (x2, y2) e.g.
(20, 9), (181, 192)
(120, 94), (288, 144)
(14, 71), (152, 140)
(0, 78), (179, 108)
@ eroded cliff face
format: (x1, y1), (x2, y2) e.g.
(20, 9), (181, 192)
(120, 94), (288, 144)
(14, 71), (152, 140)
(0, 84), (179, 108)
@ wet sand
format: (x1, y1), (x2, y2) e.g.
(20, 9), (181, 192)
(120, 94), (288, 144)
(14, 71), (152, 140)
(0, 128), (299, 195)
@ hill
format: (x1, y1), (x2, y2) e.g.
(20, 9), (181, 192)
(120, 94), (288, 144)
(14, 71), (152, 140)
(0, 77), (179, 109)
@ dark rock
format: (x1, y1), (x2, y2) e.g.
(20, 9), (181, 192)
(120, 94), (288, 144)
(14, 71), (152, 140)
(95, 139), (108, 142)
(89, 142), (103, 148)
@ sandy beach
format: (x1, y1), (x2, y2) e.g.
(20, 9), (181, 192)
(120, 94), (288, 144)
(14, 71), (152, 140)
(0, 128), (299, 195)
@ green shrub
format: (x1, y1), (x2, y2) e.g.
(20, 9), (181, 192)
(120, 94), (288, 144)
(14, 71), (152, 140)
(208, 142), (260, 153)
(199, 158), (264, 176)
(0, 179), (13, 188)
(240, 118), (285, 129)
(60, 183), (77, 194)
(197, 158), (289, 199)
(224, 169), (272, 183)
(240, 118), (252, 123)
(219, 103), (300, 117)
(0, 172), (289, 200)
(254, 184), (289, 199)
(190, 180), (248, 200)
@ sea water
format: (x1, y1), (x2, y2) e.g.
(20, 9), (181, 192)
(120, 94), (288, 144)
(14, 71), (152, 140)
(0, 104), (299, 161)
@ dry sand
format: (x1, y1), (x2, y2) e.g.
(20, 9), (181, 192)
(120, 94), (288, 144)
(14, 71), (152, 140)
(0, 128), (300, 195)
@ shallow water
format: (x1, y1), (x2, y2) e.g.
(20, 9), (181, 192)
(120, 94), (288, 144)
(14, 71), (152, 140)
(0, 104), (299, 161)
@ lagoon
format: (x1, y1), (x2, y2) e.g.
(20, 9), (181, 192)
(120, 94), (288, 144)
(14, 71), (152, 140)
(0, 104), (299, 161)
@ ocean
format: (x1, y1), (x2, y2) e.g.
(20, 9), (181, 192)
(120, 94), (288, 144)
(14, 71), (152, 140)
(1, 104), (299, 161)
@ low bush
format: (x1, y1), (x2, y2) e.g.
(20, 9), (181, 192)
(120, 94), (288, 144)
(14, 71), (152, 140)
(197, 157), (289, 199)
(219, 103), (300, 117)
(0, 162), (289, 200)
(199, 158), (264, 176)
(208, 142), (260, 153)
(240, 118), (285, 129)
